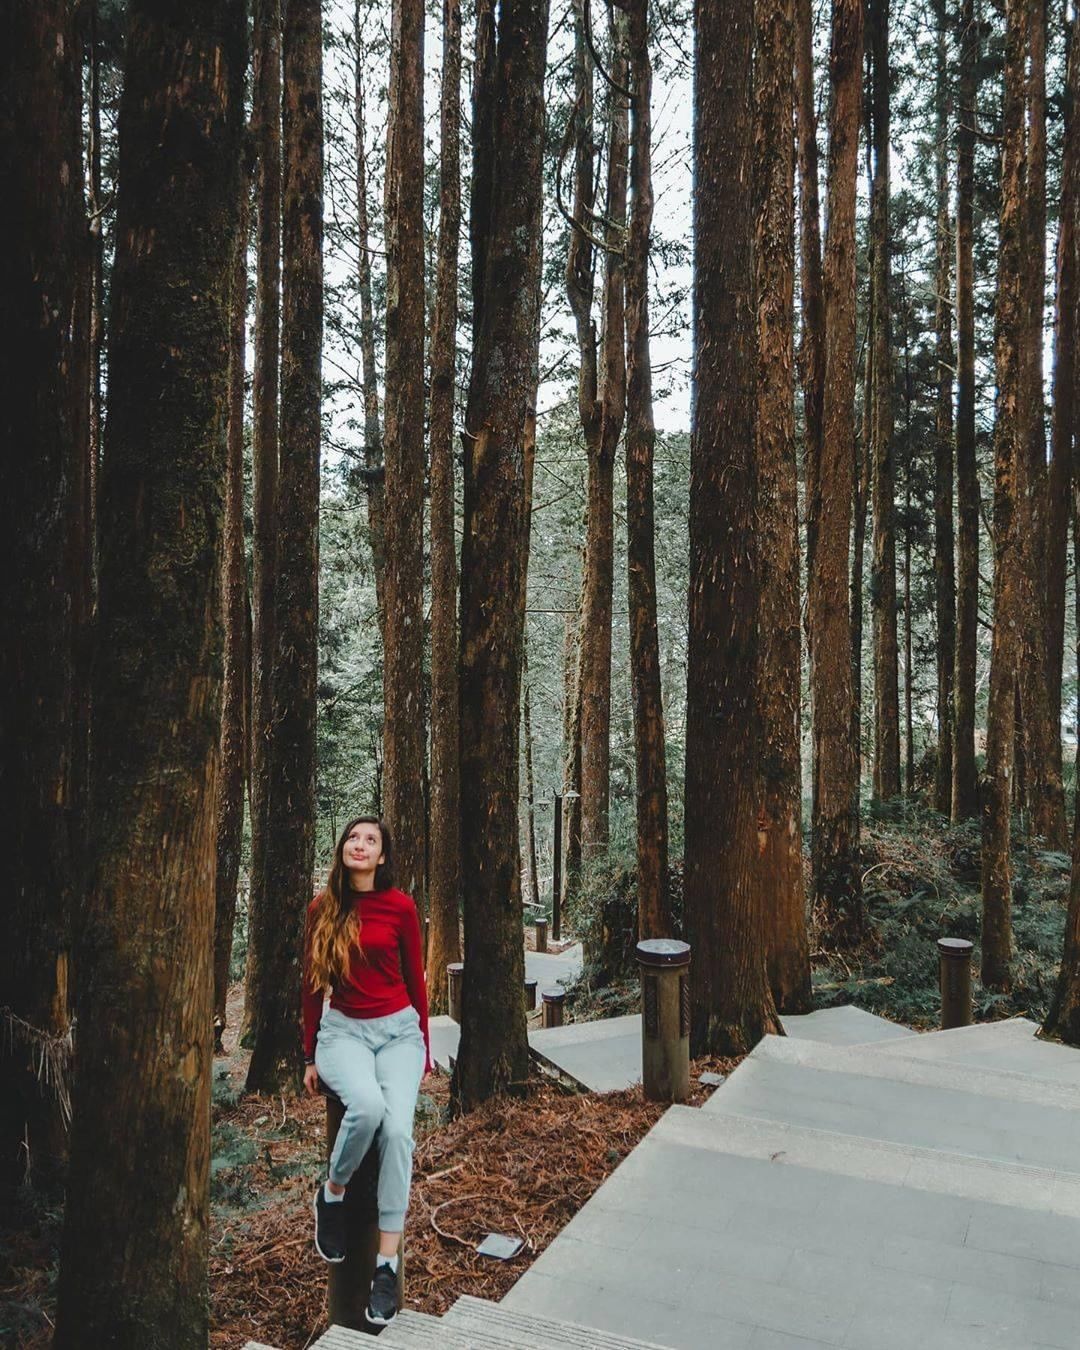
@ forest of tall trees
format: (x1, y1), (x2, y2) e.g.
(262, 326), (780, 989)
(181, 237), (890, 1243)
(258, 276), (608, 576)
(4, 0), (1080, 1340)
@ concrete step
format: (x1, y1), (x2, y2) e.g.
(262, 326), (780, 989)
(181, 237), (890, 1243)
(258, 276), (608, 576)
(651, 1104), (1080, 1217)
(504, 1099), (1080, 1349)
(702, 1034), (1080, 1175)
(360, 1307), (512, 1348)
(873, 1017), (1080, 1087)
(445, 1293), (676, 1348)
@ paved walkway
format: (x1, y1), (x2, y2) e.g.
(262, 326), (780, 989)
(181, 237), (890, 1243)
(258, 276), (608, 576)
(501, 1016), (1080, 1348)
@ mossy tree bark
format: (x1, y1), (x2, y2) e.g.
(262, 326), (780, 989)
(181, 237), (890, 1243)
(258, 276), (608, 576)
(452, 0), (549, 1112)
(625, 0), (670, 941)
(53, 1), (245, 1341)
(426, 0), (463, 1011)
(0, 0), (88, 1197)
(382, 0), (427, 901)
(245, 0), (322, 1094)
(809, 0), (864, 943)
(685, 0), (782, 1056)
(754, 0), (812, 1013)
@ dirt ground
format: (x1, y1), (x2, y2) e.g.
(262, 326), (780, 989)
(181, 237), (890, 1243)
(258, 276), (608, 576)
(2, 982), (738, 1350)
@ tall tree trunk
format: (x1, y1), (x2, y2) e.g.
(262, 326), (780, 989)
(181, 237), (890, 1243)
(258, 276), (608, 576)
(981, 0), (1028, 993)
(354, 4), (386, 628)
(869, 0), (901, 801)
(934, 0), (956, 817)
(625, 0), (670, 940)
(426, 0), (463, 1011)
(382, 0), (427, 902)
(245, 0), (322, 1093)
(853, 200), (873, 800)
(53, 2), (245, 1339)
(1046, 0), (1080, 811)
(215, 159), (252, 1050)
(796, 0), (825, 592)
(755, 0), (811, 1012)
(88, 0), (104, 589)
(578, 12), (628, 862)
(1016, 0), (1067, 848)
(0, 0), (87, 1197)
(244, 0), (283, 1043)
(810, 0), (864, 943)
(452, 0), (549, 1112)
(685, 0), (781, 1056)
(523, 650), (543, 913)
(953, 0), (981, 820)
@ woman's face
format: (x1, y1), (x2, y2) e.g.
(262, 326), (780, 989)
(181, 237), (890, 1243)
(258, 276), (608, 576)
(342, 822), (384, 874)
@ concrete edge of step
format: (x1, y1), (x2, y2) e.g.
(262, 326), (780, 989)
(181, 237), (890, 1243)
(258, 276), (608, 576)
(365, 1307), (532, 1349)
(444, 1292), (675, 1349)
(644, 1104), (1080, 1218)
(731, 1032), (1080, 1113)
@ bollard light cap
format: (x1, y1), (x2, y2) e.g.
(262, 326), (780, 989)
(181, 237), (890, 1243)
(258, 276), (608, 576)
(541, 987), (566, 1003)
(447, 961), (464, 973)
(937, 937), (974, 958)
(636, 938), (691, 968)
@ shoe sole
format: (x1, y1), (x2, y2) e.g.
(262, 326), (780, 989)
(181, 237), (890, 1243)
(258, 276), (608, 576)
(311, 1194), (346, 1264)
(364, 1307), (397, 1327)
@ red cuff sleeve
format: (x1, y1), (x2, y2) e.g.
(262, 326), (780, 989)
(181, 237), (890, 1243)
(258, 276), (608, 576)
(399, 897), (432, 1074)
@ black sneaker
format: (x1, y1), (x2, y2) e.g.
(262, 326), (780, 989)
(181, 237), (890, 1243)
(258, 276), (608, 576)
(365, 1260), (398, 1326)
(312, 1186), (346, 1263)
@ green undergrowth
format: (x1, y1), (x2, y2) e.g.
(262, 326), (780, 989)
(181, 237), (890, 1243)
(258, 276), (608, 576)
(562, 801), (1071, 1033)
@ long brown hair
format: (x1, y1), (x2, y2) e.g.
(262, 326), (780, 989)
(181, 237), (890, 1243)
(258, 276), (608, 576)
(307, 817), (395, 993)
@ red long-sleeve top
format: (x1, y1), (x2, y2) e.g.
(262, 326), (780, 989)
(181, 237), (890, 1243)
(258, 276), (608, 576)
(302, 886), (431, 1073)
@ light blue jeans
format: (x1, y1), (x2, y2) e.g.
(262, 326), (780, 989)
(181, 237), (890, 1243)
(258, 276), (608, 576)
(314, 1004), (426, 1231)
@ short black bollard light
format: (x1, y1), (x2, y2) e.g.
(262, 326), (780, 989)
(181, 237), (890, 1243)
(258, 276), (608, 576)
(524, 978), (538, 1011)
(447, 962), (464, 1023)
(535, 917), (548, 953)
(938, 937), (974, 1029)
(636, 939), (691, 1103)
(323, 1088), (403, 1332)
(541, 988), (565, 1028)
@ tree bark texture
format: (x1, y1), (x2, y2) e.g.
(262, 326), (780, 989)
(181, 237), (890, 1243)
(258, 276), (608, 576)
(523, 652), (543, 913)
(980, 0), (1028, 993)
(685, 0), (781, 1056)
(245, 0), (322, 1094)
(952, 0), (980, 821)
(1045, 819), (1080, 1044)
(1016, 0), (1067, 849)
(426, 0), (463, 1011)
(795, 0), (825, 595)
(244, 0), (282, 1042)
(452, 0), (549, 1111)
(215, 161), (252, 1048)
(0, 0), (88, 1196)
(1045, 14), (1080, 799)
(625, 0), (670, 941)
(382, 0), (427, 902)
(754, 0), (811, 1013)
(53, 2), (245, 1341)
(809, 0), (864, 943)
(933, 0), (956, 817)
(354, 4), (386, 630)
(868, 0), (901, 802)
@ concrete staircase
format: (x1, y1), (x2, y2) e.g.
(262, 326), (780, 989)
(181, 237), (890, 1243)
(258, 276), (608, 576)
(249, 1014), (1080, 1349)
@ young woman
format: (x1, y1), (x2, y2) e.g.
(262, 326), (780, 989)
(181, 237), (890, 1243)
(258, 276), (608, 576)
(302, 816), (431, 1327)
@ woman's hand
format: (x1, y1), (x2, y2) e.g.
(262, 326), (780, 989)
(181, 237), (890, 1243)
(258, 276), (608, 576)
(303, 1063), (320, 1097)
